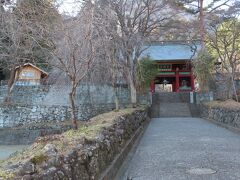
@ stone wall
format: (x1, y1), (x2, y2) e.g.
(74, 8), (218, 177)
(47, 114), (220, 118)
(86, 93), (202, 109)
(0, 84), (151, 127)
(42, 84), (131, 106)
(2, 108), (149, 180)
(0, 85), (50, 105)
(200, 101), (240, 128)
(0, 84), (131, 106)
(0, 85), (7, 103)
(195, 92), (214, 104)
(12, 86), (50, 105)
(0, 103), (117, 128)
(210, 74), (240, 101)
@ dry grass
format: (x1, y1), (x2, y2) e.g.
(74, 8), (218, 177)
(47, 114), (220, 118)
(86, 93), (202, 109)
(0, 107), (144, 172)
(0, 169), (15, 179)
(205, 100), (240, 110)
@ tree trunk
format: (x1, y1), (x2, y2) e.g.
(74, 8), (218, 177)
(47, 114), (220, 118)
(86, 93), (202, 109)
(227, 79), (232, 99)
(5, 68), (17, 103)
(113, 86), (119, 111)
(69, 84), (78, 130)
(199, 0), (205, 48)
(128, 73), (137, 107)
(230, 74), (239, 102)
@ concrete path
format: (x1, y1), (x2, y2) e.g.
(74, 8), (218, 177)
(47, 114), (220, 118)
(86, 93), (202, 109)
(116, 118), (240, 180)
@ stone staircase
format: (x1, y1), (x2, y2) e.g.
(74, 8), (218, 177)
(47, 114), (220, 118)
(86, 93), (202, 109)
(151, 92), (198, 118)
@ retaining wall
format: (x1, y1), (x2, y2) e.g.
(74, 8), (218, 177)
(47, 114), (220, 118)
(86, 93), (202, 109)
(0, 85), (150, 127)
(0, 103), (117, 128)
(200, 101), (240, 128)
(2, 108), (149, 180)
(0, 84), (131, 106)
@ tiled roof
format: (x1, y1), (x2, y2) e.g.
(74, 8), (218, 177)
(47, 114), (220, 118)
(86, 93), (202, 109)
(141, 42), (202, 61)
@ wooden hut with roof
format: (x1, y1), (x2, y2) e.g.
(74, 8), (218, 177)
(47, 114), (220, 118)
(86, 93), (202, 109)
(15, 63), (48, 86)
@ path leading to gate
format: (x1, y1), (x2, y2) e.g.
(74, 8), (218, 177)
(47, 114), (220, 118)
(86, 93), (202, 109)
(116, 117), (240, 180)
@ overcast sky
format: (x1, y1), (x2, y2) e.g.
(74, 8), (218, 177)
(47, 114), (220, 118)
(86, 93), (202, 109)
(58, 0), (231, 15)
(58, 0), (82, 15)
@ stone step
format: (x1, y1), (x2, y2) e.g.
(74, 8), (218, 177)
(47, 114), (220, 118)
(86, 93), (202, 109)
(159, 103), (192, 117)
(151, 103), (192, 118)
(153, 92), (190, 103)
(151, 92), (196, 118)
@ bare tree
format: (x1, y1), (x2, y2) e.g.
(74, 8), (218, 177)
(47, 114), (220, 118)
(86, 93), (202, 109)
(173, 0), (240, 46)
(103, 41), (122, 111)
(0, 0), (58, 102)
(93, 1), (124, 110)
(207, 19), (240, 101)
(49, 1), (98, 129)
(106, 0), (174, 106)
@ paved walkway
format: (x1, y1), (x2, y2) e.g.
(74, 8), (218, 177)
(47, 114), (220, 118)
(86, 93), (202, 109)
(116, 118), (240, 180)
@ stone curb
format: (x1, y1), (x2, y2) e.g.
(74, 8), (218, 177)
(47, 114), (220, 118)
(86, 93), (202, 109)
(203, 117), (240, 134)
(99, 118), (150, 180)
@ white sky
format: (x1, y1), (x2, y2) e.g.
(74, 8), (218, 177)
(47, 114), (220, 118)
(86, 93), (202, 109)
(58, 0), (231, 15)
(58, 0), (82, 15)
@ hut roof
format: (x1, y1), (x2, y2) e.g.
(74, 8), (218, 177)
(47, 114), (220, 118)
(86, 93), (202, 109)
(16, 63), (48, 76)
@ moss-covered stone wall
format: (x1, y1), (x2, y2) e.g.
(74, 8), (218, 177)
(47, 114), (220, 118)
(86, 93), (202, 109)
(200, 100), (240, 128)
(0, 107), (150, 180)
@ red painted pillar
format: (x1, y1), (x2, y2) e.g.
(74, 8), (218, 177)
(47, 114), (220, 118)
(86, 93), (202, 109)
(176, 68), (179, 92)
(150, 80), (155, 93)
(191, 72), (195, 91)
(172, 81), (176, 92)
